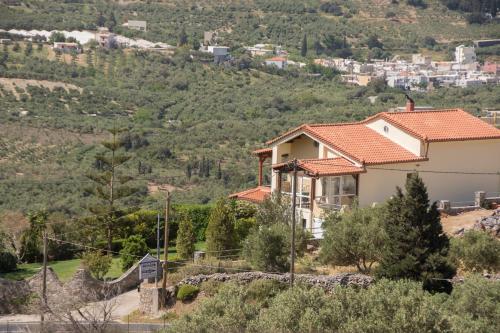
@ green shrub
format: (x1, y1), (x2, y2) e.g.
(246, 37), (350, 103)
(120, 235), (148, 270)
(177, 284), (200, 302)
(167, 278), (500, 333)
(176, 213), (195, 260)
(320, 205), (386, 273)
(243, 223), (306, 272)
(200, 280), (222, 297)
(246, 279), (287, 305)
(450, 230), (500, 273)
(234, 217), (257, 245)
(81, 251), (112, 280)
(0, 251), (17, 273)
(205, 198), (237, 257)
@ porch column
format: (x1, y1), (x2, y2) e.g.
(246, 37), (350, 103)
(310, 178), (316, 213)
(258, 156), (265, 186)
(277, 171), (282, 193)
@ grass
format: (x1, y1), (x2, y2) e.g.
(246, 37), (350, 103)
(0, 242), (206, 282)
(0, 257), (123, 282)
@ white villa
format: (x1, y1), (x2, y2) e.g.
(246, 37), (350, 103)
(231, 102), (500, 237)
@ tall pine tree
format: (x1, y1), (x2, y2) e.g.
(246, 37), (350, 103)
(176, 213), (195, 260)
(86, 128), (139, 254)
(205, 198), (236, 257)
(377, 174), (455, 293)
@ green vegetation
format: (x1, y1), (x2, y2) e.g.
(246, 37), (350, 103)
(376, 174), (456, 293)
(205, 198), (237, 257)
(320, 204), (387, 274)
(119, 235), (148, 270)
(243, 195), (307, 272)
(81, 250), (112, 280)
(175, 212), (195, 260)
(165, 277), (500, 333)
(450, 230), (500, 273)
(176, 284), (199, 302)
(0, 257), (122, 282)
(0, 251), (17, 273)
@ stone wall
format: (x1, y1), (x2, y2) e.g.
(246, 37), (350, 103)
(0, 264), (141, 315)
(178, 272), (374, 291)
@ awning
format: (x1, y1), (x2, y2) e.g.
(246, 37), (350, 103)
(229, 186), (271, 203)
(272, 157), (365, 177)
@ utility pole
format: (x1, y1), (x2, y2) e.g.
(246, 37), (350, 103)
(155, 213), (160, 289)
(290, 159), (298, 287)
(160, 190), (170, 307)
(41, 230), (48, 328)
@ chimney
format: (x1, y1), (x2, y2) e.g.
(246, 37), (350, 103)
(405, 94), (415, 112)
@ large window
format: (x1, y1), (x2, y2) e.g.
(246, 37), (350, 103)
(320, 175), (357, 208)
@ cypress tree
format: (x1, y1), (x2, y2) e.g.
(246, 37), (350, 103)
(176, 213), (195, 260)
(377, 173), (455, 293)
(301, 34), (308, 57)
(205, 198), (236, 257)
(178, 27), (188, 46)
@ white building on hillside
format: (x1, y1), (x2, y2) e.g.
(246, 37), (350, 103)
(455, 45), (476, 64)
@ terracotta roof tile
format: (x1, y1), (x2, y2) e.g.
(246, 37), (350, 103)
(305, 123), (426, 165)
(377, 109), (500, 142)
(266, 109), (499, 165)
(273, 157), (365, 177)
(229, 186), (271, 203)
(266, 57), (287, 62)
(252, 148), (273, 156)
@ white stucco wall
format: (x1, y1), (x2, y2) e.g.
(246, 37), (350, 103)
(365, 118), (422, 155)
(358, 139), (500, 206)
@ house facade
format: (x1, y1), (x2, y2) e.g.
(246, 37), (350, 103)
(231, 103), (500, 238)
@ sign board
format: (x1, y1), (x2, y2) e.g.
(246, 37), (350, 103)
(139, 254), (161, 280)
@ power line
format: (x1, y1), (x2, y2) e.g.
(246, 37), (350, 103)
(274, 161), (500, 176)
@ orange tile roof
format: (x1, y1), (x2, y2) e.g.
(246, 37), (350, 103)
(267, 57), (287, 62)
(266, 109), (500, 165)
(229, 186), (271, 203)
(273, 157), (365, 177)
(252, 148), (273, 156)
(376, 109), (500, 142)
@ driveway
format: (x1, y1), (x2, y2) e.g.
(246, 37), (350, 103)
(0, 289), (140, 324)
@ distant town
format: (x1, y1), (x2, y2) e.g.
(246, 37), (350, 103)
(1, 24), (500, 92)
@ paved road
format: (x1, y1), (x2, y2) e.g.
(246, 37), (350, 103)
(0, 289), (140, 324)
(0, 322), (165, 333)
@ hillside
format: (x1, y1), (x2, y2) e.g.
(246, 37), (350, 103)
(0, 0), (499, 215)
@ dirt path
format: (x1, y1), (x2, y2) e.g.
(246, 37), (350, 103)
(441, 209), (494, 235)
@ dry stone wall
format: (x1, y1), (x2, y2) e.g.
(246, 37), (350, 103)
(178, 272), (375, 291)
(0, 264), (141, 315)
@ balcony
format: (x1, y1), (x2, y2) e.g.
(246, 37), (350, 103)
(315, 194), (356, 211)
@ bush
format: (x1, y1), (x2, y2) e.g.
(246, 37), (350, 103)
(176, 213), (195, 260)
(450, 230), (500, 273)
(246, 279), (287, 305)
(120, 235), (149, 270)
(200, 280), (222, 297)
(167, 278), (500, 333)
(205, 198), (237, 257)
(243, 223), (306, 272)
(81, 251), (112, 280)
(320, 205), (387, 273)
(234, 217), (257, 245)
(0, 251), (17, 273)
(177, 284), (200, 302)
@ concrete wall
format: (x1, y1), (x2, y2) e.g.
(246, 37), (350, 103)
(358, 139), (500, 206)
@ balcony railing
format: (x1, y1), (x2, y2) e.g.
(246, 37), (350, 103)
(315, 194), (356, 210)
(281, 192), (311, 209)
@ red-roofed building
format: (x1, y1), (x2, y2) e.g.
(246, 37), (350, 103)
(265, 57), (288, 69)
(231, 105), (500, 238)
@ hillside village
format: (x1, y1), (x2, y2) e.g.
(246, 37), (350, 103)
(0, 0), (500, 332)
